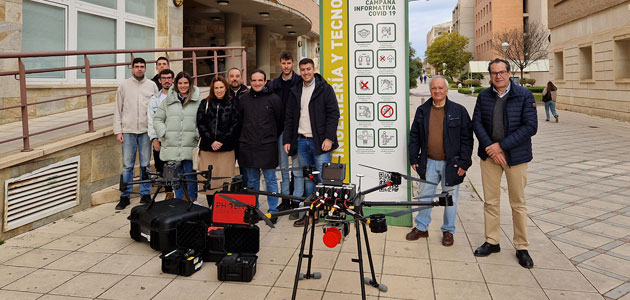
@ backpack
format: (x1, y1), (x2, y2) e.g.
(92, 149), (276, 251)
(542, 91), (552, 102)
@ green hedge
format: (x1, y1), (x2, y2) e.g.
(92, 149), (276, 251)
(457, 87), (487, 94)
(526, 86), (544, 93)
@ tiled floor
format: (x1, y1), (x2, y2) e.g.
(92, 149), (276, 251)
(0, 83), (628, 299)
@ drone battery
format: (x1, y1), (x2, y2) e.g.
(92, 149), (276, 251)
(161, 248), (203, 276)
(128, 199), (211, 252)
(203, 226), (226, 262)
(216, 253), (258, 282)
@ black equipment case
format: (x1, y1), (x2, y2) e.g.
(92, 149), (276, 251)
(204, 226), (226, 262)
(128, 199), (211, 252)
(160, 221), (207, 276)
(216, 224), (260, 282)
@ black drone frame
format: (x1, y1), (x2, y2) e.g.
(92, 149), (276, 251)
(224, 168), (453, 300)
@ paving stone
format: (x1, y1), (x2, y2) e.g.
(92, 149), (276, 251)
(48, 272), (123, 298)
(97, 275), (172, 300)
(583, 254), (630, 278)
(578, 266), (625, 295)
(487, 284), (548, 300)
(152, 278), (220, 300)
(3, 269), (78, 293)
(3, 248), (70, 268)
(532, 268), (597, 292)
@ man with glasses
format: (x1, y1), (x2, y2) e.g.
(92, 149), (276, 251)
(151, 57), (170, 90)
(471, 58), (538, 268)
(113, 57), (159, 210)
(148, 69), (176, 200)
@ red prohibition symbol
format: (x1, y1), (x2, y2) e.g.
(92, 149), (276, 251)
(380, 105), (394, 118)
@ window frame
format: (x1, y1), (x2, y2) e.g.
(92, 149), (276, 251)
(24, 0), (157, 85)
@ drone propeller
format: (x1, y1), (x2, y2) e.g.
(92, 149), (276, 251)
(380, 205), (433, 218)
(358, 164), (438, 185)
(219, 194), (275, 228)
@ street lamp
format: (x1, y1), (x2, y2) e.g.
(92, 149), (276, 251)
(442, 62), (447, 76)
(501, 42), (509, 60)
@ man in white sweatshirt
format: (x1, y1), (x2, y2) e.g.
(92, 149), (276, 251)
(147, 69), (175, 200)
(113, 57), (159, 210)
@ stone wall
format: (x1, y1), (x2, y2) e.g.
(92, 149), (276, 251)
(549, 3), (630, 122)
(0, 0), (23, 125)
(0, 128), (121, 241)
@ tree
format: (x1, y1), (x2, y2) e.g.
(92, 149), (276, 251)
(409, 45), (423, 88)
(493, 22), (549, 78)
(425, 32), (473, 82)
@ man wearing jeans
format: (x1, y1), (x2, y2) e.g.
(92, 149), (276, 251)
(113, 57), (159, 210)
(283, 58), (340, 226)
(406, 76), (473, 246)
(272, 51), (304, 211)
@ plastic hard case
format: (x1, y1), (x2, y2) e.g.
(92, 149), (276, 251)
(204, 226), (226, 262)
(160, 221), (207, 276)
(128, 199), (211, 252)
(216, 224), (260, 282)
(217, 253), (257, 282)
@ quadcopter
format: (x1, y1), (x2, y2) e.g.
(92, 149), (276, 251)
(220, 161), (453, 300)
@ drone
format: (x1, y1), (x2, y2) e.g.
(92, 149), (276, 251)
(219, 161), (453, 300)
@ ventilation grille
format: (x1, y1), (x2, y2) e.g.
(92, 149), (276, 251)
(4, 156), (80, 232)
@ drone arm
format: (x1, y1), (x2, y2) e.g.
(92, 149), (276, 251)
(241, 187), (307, 201)
(267, 206), (311, 218)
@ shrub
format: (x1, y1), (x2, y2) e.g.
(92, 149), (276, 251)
(526, 86), (544, 93)
(463, 79), (481, 87)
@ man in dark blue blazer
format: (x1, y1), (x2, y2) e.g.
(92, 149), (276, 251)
(471, 59), (538, 268)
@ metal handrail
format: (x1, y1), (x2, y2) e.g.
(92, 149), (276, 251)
(0, 46), (247, 152)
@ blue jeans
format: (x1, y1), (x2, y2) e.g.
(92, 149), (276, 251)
(174, 160), (198, 201)
(544, 101), (558, 120)
(278, 133), (305, 197)
(414, 159), (460, 234)
(121, 133), (151, 198)
(243, 168), (279, 212)
(297, 137), (331, 196)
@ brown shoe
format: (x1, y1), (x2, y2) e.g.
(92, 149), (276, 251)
(293, 215), (319, 227)
(405, 228), (428, 241)
(165, 192), (174, 200)
(442, 231), (454, 247)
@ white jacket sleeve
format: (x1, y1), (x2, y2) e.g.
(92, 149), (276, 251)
(147, 94), (158, 140)
(113, 85), (124, 134)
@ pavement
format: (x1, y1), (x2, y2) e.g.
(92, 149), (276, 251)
(0, 82), (628, 300)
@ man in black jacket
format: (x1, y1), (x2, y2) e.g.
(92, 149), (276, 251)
(151, 57), (169, 90)
(406, 76), (473, 247)
(227, 67), (249, 104)
(272, 52), (304, 211)
(283, 58), (340, 226)
(471, 59), (537, 269)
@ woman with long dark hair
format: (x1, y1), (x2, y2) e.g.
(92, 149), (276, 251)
(196, 76), (239, 205)
(542, 81), (559, 122)
(153, 71), (202, 202)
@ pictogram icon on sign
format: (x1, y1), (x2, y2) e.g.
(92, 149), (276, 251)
(360, 81), (369, 90)
(380, 56), (386, 62)
(380, 105), (394, 119)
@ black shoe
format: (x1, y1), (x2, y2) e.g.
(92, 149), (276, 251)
(115, 197), (130, 210)
(140, 195), (152, 204)
(276, 200), (291, 212)
(516, 250), (534, 268)
(474, 242), (501, 257)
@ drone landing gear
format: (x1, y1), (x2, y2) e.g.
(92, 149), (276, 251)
(353, 215), (388, 299)
(291, 211), (321, 300)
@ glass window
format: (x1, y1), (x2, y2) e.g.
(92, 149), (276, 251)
(77, 12), (116, 79)
(125, 22), (155, 78)
(126, 0), (154, 18)
(81, 0), (116, 9)
(22, 0), (66, 78)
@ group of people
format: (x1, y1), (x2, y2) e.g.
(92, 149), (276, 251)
(407, 58), (537, 269)
(113, 52), (340, 227)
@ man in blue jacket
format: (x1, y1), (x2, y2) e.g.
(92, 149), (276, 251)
(406, 76), (473, 247)
(471, 59), (538, 268)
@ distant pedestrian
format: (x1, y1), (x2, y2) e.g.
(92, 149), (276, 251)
(196, 76), (239, 205)
(542, 81), (559, 123)
(153, 72), (202, 203)
(114, 57), (159, 210)
(423, 74), (428, 84)
(148, 69), (175, 200)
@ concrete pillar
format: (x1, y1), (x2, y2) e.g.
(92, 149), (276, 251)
(256, 25), (271, 76)
(224, 13), (242, 71)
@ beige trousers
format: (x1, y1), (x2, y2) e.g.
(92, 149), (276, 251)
(480, 158), (529, 250)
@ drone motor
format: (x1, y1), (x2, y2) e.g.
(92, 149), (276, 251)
(368, 214), (387, 233)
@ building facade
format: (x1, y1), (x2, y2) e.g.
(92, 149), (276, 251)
(548, 0), (630, 121)
(426, 21), (453, 49)
(452, 0), (475, 54)
(474, 0), (523, 60)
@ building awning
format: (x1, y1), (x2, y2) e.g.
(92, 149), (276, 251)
(468, 60), (549, 73)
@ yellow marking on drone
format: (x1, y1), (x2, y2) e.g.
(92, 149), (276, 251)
(265, 213), (272, 219)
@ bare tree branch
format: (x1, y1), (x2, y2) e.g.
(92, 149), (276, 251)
(493, 22), (549, 78)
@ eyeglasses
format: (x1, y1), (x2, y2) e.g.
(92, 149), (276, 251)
(490, 70), (508, 77)
(160, 77), (173, 81)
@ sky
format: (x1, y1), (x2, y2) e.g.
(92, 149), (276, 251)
(408, 0), (459, 59)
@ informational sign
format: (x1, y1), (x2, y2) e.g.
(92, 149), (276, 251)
(322, 0), (409, 202)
